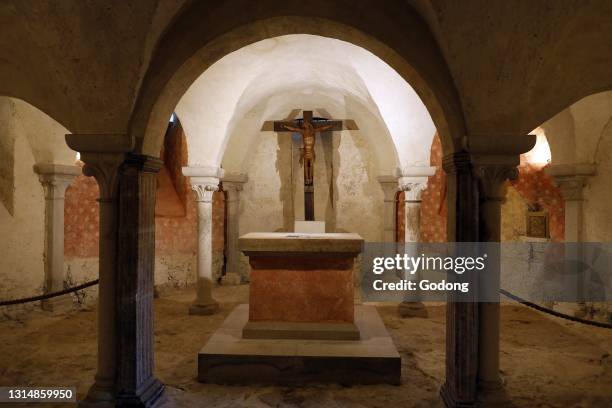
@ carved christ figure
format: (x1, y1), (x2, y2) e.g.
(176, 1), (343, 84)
(281, 120), (334, 185)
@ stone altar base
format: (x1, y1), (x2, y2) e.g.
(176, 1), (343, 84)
(198, 304), (401, 385)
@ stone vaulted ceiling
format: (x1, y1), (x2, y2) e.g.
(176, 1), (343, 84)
(0, 0), (610, 157)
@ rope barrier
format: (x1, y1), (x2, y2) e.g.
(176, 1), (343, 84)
(499, 288), (612, 330)
(1, 279), (609, 329)
(0, 279), (99, 307)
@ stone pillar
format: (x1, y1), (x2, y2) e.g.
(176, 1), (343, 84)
(440, 151), (480, 408)
(222, 173), (248, 283)
(547, 164), (595, 316)
(473, 163), (518, 405)
(65, 136), (127, 406)
(396, 167), (433, 318)
(66, 133), (167, 407)
(114, 154), (164, 405)
(377, 175), (399, 243)
(184, 166), (224, 315)
(470, 134), (535, 406)
(33, 163), (81, 311)
(547, 164), (595, 242)
(399, 177), (430, 243)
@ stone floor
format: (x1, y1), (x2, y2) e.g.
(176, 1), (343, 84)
(0, 285), (610, 407)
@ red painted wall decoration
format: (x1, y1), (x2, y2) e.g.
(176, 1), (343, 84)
(399, 134), (564, 243)
(419, 135), (447, 243)
(510, 163), (564, 241)
(64, 167), (100, 258)
(64, 123), (225, 261)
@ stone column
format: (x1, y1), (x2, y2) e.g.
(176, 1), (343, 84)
(65, 133), (130, 406)
(396, 167), (433, 318)
(440, 151), (480, 408)
(115, 154), (164, 405)
(377, 175), (399, 243)
(222, 173), (248, 283)
(72, 154), (126, 405)
(547, 164), (595, 316)
(547, 164), (594, 242)
(399, 177), (430, 243)
(470, 134), (535, 406)
(183, 166), (224, 315)
(33, 163), (81, 311)
(473, 163), (518, 405)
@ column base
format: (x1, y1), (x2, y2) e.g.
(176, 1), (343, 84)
(439, 382), (475, 408)
(79, 379), (115, 407)
(398, 301), (428, 318)
(189, 301), (219, 315)
(41, 294), (74, 313)
(116, 376), (164, 408)
(476, 378), (509, 407)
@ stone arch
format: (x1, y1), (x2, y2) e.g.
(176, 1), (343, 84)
(128, 0), (466, 159)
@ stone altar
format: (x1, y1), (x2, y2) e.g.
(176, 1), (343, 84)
(197, 232), (401, 385)
(240, 232), (362, 340)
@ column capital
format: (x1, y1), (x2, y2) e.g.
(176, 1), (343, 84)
(546, 164), (596, 200)
(377, 175), (399, 201)
(473, 164), (518, 201)
(397, 168), (432, 203)
(81, 153), (127, 201)
(467, 134), (535, 202)
(65, 133), (134, 202)
(191, 183), (219, 203)
(222, 173), (248, 193)
(33, 164), (81, 199)
(399, 178), (429, 202)
(184, 166), (223, 203)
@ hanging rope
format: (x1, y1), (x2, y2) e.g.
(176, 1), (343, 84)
(1, 279), (609, 329)
(0, 279), (99, 307)
(499, 288), (612, 329)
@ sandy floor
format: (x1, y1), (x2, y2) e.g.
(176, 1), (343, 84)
(0, 285), (610, 407)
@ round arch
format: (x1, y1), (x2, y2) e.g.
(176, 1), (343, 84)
(128, 0), (466, 159)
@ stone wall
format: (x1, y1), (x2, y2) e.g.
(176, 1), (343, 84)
(583, 117), (612, 242)
(0, 100), (15, 216)
(0, 115), (45, 306)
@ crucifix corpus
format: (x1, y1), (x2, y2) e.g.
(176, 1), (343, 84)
(263, 110), (357, 221)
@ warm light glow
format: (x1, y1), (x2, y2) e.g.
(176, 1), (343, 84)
(523, 128), (551, 165)
(76, 152), (81, 161)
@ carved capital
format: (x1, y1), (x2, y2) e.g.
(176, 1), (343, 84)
(64, 133), (133, 202)
(191, 182), (219, 203)
(222, 173), (248, 197)
(33, 164), (81, 200)
(546, 164), (595, 201)
(80, 153), (126, 202)
(474, 164), (518, 201)
(377, 175), (399, 201)
(553, 176), (589, 200)
(399, 179), (428, 202)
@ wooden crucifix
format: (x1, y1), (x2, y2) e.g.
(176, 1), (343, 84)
(262, 110), (357, 221)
